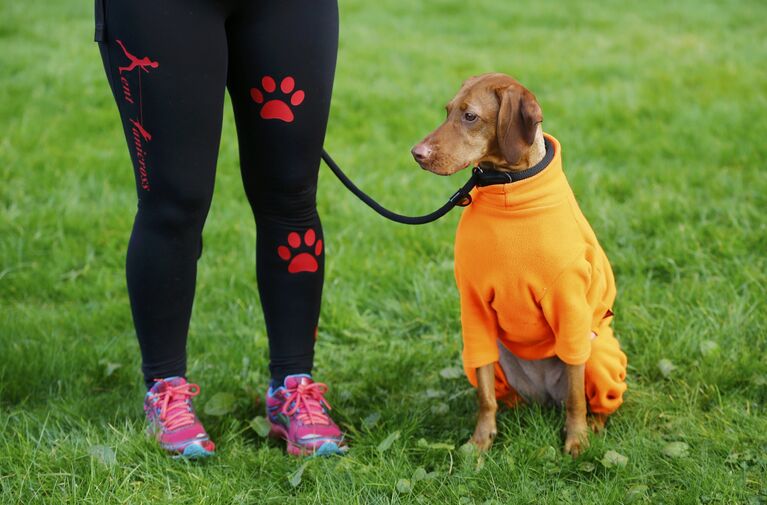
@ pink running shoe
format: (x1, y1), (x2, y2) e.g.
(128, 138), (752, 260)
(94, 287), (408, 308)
(144, 377), (215, 458)
(266, 374), (347, 456)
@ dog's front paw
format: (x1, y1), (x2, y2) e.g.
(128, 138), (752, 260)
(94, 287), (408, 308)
(564, 426), (590, 458)
(469, 420), (497, 452)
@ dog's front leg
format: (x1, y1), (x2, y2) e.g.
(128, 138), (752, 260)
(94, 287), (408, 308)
(469, 363), (498, 451)
(564, 363), (589, 457)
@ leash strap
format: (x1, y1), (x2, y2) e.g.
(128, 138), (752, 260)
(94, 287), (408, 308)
(320, 138), (552, 225)
(321, 150), (478, 225)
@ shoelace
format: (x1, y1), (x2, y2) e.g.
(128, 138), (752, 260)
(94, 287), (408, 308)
(149, 380), (201, 431)
(281, 381), (332, 425)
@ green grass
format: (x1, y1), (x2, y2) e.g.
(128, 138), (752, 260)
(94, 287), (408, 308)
(1, 0), (766, 503)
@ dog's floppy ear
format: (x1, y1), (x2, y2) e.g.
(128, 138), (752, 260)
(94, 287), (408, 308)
(496, 86), (543, 165)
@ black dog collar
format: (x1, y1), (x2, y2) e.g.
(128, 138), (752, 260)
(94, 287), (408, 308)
(474, 137), (555, 187)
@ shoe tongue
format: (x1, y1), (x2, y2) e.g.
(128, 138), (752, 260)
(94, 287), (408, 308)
(150, 376), (187, 393)
(284, 374), (313, 390)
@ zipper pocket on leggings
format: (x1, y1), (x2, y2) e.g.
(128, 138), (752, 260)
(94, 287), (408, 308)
(94, 0), (107, 42)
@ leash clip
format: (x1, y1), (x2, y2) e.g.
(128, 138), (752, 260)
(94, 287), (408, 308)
(449, 189), (473, 207)
(446, 167), (482, 207)
(456, 194), (472, 207)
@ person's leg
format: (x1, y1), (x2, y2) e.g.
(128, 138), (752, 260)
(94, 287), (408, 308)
(225, 0), (339, 385)
(225, 0), (344, 456)
(95, 0), (230, 457)
(96, 0), (229, 388)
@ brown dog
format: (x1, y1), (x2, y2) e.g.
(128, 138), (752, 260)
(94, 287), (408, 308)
(412, 73), (627, 457)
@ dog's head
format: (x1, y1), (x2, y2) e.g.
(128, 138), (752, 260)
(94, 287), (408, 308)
(411, 73), (543, 175)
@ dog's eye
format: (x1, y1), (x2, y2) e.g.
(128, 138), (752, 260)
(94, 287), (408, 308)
(463, 112), (478, 122)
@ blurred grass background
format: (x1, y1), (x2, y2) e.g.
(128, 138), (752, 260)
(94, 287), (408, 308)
(1, 0), (766, 503)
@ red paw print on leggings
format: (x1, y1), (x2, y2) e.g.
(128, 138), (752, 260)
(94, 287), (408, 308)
(277, 229), (323, 274)
(250, 76), (305, 123)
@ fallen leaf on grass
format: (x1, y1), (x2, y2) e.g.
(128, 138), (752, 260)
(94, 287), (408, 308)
(458, 442), (485, 472)
(88, 445), (116, 466)
(725, 449), (760, 469)
(424, 389), (446, 398)
(412, 466), (440, 483)
(458, 442), (479, 459)
(362, 412), (381, 429)
(249, 416), (271, 437)
(699, 340), (719, 356)
(377, 431), (400, 453)
(416, 438), (455, 451)
(625, 484), (649, 503)
(578, 461), (595, 472)
(440, 366), (463, 379)
(535, 445), (559, 462)
(658, 359), (676, 378)
(98, 359), (122, 378)
(395, 478), (412, 494)
(412, 467), (428, 481)
(204, 392), (236, 416)
(662, 441), (689, 458)
(431, 402), (449, 415)
(288, 461), (309, 488)
(600, 450), (628, 468)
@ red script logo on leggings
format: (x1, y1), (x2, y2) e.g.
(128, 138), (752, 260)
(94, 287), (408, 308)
(116, 40), (160, 74)
(250, 76), (305, 123)
(115, 39), (160, 191)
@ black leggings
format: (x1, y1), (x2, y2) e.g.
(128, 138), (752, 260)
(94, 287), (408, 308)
(95, 0), (338, 388)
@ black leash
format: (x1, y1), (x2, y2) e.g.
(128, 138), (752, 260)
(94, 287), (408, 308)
(320, 137), (553, 225)
(321, 150), (476, 225)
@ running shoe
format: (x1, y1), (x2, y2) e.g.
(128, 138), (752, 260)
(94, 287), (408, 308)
(266, 374), (346, 456)
(144, 377), (215, 458)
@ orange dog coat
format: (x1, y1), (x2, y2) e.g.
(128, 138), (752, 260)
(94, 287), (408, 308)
(454, 134), (627, 414)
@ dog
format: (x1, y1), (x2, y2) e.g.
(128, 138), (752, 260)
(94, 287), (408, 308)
(411, 73), (627, 457)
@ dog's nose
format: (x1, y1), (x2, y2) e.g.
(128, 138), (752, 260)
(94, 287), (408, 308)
(411, 143), (432, 163)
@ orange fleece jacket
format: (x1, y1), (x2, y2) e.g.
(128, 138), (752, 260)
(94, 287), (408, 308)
(455, 134), (616, 382)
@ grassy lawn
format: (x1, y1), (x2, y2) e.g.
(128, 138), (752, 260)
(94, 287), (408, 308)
(1, 0), (766, 503)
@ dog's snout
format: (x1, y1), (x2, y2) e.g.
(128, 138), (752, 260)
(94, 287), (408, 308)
(411, 143), (433, 163)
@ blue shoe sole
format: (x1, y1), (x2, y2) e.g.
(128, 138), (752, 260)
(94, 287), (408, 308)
(313, 441), (348, 457)
(174, 443), (215, 459)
